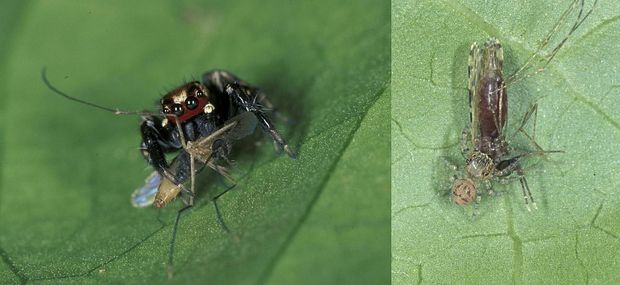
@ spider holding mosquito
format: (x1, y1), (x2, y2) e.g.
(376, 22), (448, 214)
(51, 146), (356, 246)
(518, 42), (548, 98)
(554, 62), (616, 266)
(446, 0), (596, 214)
(42, 68), (296, 276)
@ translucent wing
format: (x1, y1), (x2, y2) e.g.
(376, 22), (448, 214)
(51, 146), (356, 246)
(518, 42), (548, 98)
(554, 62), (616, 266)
(224, 111), (259, 141)
(468, 41), (482, 144)
(188, 111), (258, 161)
(130, 171), (161, 208)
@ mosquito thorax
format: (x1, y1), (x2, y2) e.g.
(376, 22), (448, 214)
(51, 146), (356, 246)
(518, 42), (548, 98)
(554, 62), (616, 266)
(465, 152), (494, 179)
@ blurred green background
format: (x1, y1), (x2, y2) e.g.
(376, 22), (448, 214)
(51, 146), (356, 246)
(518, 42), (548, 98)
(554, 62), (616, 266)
(393, 0), (619, 284)
(0, 1), (389, 284)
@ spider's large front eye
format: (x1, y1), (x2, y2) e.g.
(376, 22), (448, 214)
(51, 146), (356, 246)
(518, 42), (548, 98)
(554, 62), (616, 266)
(172, 104), (184, 116)
(185, 97), (198, 110)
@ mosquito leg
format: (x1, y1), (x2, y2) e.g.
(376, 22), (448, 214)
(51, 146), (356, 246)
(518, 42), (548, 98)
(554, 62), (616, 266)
(519, 177), (531, 212)
(484, 180), (496, 197)
(519, 171), (537, 211)
(499, 161), (537, 212)
(167, 203), (193, 278)
(212, 200), (231, 234)
(515, 103), (545, 152)
(172, 116), (187, 149)
(460, 126), (471, 158)
(189, 153), (196, 206)
(531, 103), (539, 143)
(471, 192), (482, 221)
(469, 179), (483, 221)
(166, 136), (200, 273)
(208, 162), (236, 186)
(212, 183), (237, 235)
(442, 156), (459, 172)
(497, 176), (519, 186)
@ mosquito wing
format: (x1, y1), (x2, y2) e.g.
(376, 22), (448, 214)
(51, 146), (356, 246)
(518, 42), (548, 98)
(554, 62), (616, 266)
(468, 41), (482, 144)
(130, 171), (161, 208)
(190, 111), (258, 154)
(224, 111), (259, 141)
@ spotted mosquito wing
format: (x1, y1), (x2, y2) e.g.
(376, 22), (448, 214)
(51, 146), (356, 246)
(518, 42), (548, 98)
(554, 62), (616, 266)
(130, 171), (161, 208)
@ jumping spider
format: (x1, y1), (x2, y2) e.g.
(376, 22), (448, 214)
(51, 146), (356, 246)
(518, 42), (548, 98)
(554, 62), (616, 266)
(135, 70), (295, 208)
(43, 69), (296, 276)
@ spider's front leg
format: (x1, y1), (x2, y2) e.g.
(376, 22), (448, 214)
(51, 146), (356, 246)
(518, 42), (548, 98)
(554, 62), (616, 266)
(224, 82), (295, 158)
(140, 116), (196, 202)
(201, 70), (296, 158)
(140, 116), (178, 175)
(225, 82), (296, 159)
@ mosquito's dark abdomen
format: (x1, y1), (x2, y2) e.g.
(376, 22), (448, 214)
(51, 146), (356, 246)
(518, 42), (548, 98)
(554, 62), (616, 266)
(477, 73), (506, 140)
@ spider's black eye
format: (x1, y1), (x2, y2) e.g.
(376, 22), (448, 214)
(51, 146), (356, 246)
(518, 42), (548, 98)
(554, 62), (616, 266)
(195, 88), (205, 97)
(172, 104), (184, 116)
(185, 97), (198, 110)
(162, 105), (171, 114)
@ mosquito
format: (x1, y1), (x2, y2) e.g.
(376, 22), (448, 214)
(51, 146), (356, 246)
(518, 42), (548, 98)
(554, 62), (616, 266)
(447, 0), (596, 214)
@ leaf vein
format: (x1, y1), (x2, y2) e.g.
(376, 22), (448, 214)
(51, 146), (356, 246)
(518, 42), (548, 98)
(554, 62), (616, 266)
(28, 224), (166, 281)
(256, 82), (389, 284)
(0, 246), (27, 284)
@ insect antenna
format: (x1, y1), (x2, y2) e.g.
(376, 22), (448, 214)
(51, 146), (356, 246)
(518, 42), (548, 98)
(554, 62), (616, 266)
(41, 67), (161, 117)
(505, 0), (597, 87)
(543, 0), (598, 67)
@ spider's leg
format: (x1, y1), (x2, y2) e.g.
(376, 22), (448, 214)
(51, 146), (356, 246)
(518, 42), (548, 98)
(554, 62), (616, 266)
(226, 82), (296, 158)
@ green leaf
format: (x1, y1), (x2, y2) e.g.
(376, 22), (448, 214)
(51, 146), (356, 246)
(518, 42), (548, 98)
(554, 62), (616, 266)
(393, 0), (619, 284)
(0, 1), (389, 284)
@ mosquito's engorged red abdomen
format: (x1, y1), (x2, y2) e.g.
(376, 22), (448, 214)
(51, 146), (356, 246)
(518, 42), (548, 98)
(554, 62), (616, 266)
(473, 38), (507, 141)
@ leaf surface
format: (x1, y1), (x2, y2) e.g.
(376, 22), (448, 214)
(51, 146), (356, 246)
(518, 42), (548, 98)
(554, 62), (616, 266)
(0, 1), (390, 284)
(392, 0), (620, 284)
